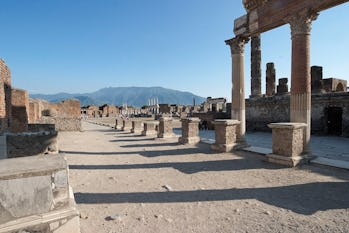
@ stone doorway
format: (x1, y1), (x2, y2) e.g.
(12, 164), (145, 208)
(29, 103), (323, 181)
(326, 107), (343, 135)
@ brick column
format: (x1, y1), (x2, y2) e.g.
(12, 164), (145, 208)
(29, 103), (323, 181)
(286, 9), (318, 152)
(157, 117), (176, 139)
(250, 35), (262, 98)
(266, 63), (276, 96)
(178, 117), (200, 144)
(211, 119), (240, 152)
(131, 120), (143, 134)
(225, 36), (249, 143)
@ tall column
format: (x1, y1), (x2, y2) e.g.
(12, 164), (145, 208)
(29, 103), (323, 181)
(266, 62), (276, 96)
(225, 36), (249, 141)
(250, 35), (262, 98)
(286, 9), (318, 152)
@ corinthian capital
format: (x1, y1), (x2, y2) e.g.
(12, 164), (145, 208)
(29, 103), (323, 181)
(285, 9), (319, 37)
(225, 36), (249, 55)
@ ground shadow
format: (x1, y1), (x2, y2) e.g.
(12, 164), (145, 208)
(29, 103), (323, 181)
(109, 138), (155, 142)
(69, 157), (282, 173)
(120, 142), (178, 148)
(75, 181), (349, 215)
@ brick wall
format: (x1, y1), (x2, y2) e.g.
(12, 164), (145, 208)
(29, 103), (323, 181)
(11, 88), (29, 133)
(0, 59), (11, 132)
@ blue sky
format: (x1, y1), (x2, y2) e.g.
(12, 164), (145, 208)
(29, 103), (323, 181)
(0, 0), (348, 101)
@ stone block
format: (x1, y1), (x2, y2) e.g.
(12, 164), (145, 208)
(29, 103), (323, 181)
(157, 117), (176, 139)
(266, 122), (307, 167)
(142, 121), (159, 136)
(178, 118), (200, 145)
(211, 119), (240, 152)
(122, 119), (132, 131)
(131, 121), (143, 134)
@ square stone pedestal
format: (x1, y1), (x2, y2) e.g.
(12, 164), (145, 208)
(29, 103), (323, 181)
(131, 121), (143, 134)
(266, 122), (307, 167)
(178, 117), (200, 144)
(122, 119), (132, 131)
(115, 118), (123, 130)
(142, 121), (159, 136)
(211, 119), (240, 152)
(158, 117), (176, 139)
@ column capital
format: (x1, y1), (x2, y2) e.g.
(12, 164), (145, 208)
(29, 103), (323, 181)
(225, 36), (249, 55)
(285, 9), (319, 37)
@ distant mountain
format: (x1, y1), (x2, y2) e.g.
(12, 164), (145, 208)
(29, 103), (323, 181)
(30, 87), (206, 107)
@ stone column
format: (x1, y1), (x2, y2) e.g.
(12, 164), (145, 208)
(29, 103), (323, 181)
(122, 119), (132, 132)
(250, 35), (262, 98)
(142, 121), (159, 136)
(131, 120), (143, 134)
(225, 36), (249, 143)
(266, 62), (275, 96)
(266, 123), (307, 167)
(286, 9), (318, 152)
(157, 117), (176, 139)
(178, 117), (200, 144)
(211, 119), (240, 152)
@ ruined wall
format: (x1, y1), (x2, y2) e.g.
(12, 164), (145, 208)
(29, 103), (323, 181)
(0, 59), (11, 132)
(28, 101), (40, 123)
(32, 98), (82, 131)
(11, 88), (29, 133)
(6, 131), (58, 158)
(246, 93), (349, 137)
(246, 95), (290, 131)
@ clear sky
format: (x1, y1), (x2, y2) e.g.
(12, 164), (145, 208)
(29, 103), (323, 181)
(0, 0), (348, 101)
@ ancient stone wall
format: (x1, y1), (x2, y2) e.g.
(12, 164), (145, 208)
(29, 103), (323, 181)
(11, 88), (29, 133)
(246, 93), (349, 137)
(0, 59), (11, 132)
(6, 131), (58, 158)
(32, 98), (82, 131)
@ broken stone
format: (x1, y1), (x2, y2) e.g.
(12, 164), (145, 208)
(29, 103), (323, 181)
(162, 185), (172, 191)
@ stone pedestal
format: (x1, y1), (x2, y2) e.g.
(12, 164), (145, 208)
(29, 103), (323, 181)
(115, 118), (123, 130)
(122, 119), (132, 131)
(158, 117), (176, 138)
(142, 121), (159, 136)
(178, 118), (200, 144)
(211, 119), (240, 152)
(266, 122), (307, 167)
(131, 121), (143, 134)
(0, 155), (81, 233)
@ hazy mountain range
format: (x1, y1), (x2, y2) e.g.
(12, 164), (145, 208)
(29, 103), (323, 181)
(30, 87), (206, 107)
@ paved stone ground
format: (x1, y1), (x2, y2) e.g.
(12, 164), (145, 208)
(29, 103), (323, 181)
(59, 121), (349, 233)
(173, 129), (349, 163)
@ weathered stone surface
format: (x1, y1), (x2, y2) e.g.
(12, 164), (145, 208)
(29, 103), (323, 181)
(250, 35), (262, 98)
(266, 122), (306, 167)
(122, 119), (132, 131)
(142, 121), (159, 136)
(211, 119), (240, 152)
(6, 131), (58, 158)
(131, 121), (143, 134)
(178, 118), (200, 144)
(0, 155), (80, 232)
(277, 78), (289, 95)
(158, 117), (176, 138)
(266, 62), (275, 96)
(11, 88), (29, 133)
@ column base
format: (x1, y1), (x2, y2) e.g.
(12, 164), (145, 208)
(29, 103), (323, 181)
(211, 143), (238, 153)
(266, 154), (308, 167)
(178, 136), (200, 145)
(158, 133), (177, 139)
(141, 130), (157, 136)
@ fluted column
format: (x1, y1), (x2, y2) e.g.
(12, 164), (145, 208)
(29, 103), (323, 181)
(286, 9), (318, 152)
(225, 36), (249, 142)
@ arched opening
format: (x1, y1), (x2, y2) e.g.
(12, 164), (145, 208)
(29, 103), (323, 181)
(336, 83), (344, 92)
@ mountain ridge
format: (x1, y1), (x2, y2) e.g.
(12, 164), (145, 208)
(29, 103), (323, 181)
(30, 86), (206, 107)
